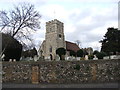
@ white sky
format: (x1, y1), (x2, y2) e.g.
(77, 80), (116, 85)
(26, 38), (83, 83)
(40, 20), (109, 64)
(0, 0), (119, 51)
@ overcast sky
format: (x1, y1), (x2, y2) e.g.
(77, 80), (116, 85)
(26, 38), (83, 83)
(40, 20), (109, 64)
(0, 0), (119, 51)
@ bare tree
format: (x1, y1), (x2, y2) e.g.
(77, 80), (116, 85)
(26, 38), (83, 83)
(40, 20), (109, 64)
(0, 3), (41, 50)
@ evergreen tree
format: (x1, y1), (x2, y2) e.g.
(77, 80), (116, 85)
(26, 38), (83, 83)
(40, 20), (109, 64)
(70, 50), (76, 57)
(56, 48), (66, 60)
(93, 50), (99, 55)
(100, 27), (120, 55)
(96, 52), (107, 59)
(76, 49), (84, 57)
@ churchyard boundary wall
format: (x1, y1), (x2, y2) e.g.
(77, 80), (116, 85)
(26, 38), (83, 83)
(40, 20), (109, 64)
(2, 59), (120, 84)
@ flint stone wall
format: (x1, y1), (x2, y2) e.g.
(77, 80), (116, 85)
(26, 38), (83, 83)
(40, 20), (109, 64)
(2, 59), (120, 84)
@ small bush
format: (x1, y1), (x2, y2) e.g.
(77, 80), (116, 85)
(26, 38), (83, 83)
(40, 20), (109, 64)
(96, 52), (107, 59)
(88, 55), (94, 60)
(80, 57), (85, 60)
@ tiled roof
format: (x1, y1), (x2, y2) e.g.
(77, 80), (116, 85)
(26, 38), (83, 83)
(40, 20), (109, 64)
(66, 41), (80, 52)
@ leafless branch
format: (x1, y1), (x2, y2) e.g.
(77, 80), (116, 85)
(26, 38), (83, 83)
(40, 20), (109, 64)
(0, 3), (41, 49)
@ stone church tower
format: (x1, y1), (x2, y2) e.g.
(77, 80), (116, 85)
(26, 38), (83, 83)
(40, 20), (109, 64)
(39, 19), (80, 60)
(40, 19), (66, 60)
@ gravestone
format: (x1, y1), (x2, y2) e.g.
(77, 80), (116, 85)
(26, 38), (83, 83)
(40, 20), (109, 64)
(76, 57), (80, 61)
(9, 59), (12, 62)
(65, 56), (70, 61)
(93, 55), (98, 60)
(34, 55), (38, 61)
(85, 55), (88, 60)
(72, 56), (75, 60)
(13, 59), (16, 62)
(24, 57), (33, 61)
(55, 55), (60, 61)
(68, 56), (72, 61)
(47, 56), (50, 60)
(45, 56), (50, 61)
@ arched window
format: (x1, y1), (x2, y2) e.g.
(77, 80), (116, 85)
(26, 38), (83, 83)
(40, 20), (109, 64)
(59, 34), (62, 39)
(49, 46), (52, 52)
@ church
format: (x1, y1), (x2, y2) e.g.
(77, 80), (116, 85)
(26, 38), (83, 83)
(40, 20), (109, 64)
(39, 19), (80, 60)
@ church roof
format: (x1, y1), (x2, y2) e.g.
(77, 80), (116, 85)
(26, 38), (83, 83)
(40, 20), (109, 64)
(66, 41), (80, 52)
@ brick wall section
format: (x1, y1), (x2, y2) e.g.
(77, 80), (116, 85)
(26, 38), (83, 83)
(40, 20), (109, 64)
(2, 59), (120, 84)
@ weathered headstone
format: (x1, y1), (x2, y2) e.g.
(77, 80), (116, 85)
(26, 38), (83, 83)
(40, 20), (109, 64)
(65, 55), (68, 60)
(55, 55), (60, 61)
(45, 56), (51, 61)
(68, 56), (72, 61)
(93, 55), (98, 60)
(85, 55), (88, 60)
(9, 59), (12, 62)
(13, 59), (16, 62)
(76, 57), (80, 61)
(72, 56), (75, 60)
(47, 56), (50, 60)
(66, 56), (70, 61)
(44, 57), (47, 60)
(34, 55), (38, 61)
(103, 56), (109, 59)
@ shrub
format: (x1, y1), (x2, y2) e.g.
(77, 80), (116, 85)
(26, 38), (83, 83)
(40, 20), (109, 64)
(88, 55), (94, 60)
(56, 48), (66, 60)
(96, 52), (107, 59)
(70, 50), (76, 57)
(77, 49), (84, 57)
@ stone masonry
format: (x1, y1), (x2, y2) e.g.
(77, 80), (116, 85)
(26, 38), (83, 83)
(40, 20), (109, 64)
(40, 19), (66, 60)
(2, 59), (120, 84)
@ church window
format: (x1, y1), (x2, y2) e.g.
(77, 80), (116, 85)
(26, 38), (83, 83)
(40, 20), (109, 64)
(49, 46), (52, 52)
(59, 34), (62, 39)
